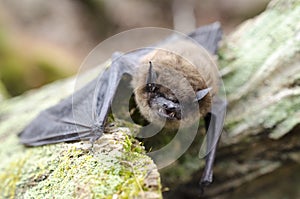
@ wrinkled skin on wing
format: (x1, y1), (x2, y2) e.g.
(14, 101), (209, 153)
(19, 78), (99, 145)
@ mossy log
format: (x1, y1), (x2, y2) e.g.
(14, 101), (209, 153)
(165, 0), (300, 198)
(212, 0), (300, 197)
(0, 71), (161, 199)
(0, 0), (299, 198)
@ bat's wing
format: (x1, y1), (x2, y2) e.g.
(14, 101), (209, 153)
(124, 22), (222, 59)
(19, 23), (221, 146)
(188, 22), (222, 54)
(19, 53), (136, 146)
(19, 78), (98, 146)
(91, 53), (137, 126)
(186, 22), (225, 189)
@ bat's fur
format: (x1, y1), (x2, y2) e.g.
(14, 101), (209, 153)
(132, 40), (219, 128)
(18, 23), (225, 191)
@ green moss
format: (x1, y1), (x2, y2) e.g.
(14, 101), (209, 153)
(220, 4), (300, 95)
(269, 111), (300, 139)
(0, 156), (27, 198)
(0, 69), (161, 199)
(259, 94), (300, 128)
(263, 95), (300, 137)
(0, 132), (160, 198)
(226, 92), (300, 138)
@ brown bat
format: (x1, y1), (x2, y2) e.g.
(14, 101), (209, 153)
(19, 23), (226, 190)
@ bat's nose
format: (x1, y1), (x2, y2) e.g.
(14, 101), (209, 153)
(153, 97), (181, 119)
(155, 97), (179, 110)
(163, 102), (176, 110)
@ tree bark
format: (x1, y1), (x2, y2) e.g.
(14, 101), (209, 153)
(164, 0), (300, 198)
(0, 0), (299, 198)
(0, 69), (162, 199)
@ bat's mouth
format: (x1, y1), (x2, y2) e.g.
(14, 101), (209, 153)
(157, 107), (181, 120)
(150, 96), (181, 120)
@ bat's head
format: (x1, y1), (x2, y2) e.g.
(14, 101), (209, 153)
(145, 61), (182, 121)
(132, 49), (215, 128)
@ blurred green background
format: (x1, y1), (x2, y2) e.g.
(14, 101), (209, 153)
(0, 0), (270, 98)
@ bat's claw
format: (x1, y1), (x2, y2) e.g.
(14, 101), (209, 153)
(199, 172), (213, 196)
(89, 137), (99, 155)
(89, 123), (104, 154)
(89, 137), (97, 155)
(199, 180), (211, 197)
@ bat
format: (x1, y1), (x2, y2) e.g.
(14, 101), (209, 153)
(18, 22), (226, 189)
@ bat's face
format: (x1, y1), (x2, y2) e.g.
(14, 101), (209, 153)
(132, 53), (213, 128)
(145, 82), (182, 121)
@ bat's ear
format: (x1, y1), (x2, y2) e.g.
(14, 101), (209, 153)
(146, 61), (157, 84)
(195, 87), (211, 102)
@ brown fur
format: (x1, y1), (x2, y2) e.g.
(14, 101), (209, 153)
(131, 40), (219, 128)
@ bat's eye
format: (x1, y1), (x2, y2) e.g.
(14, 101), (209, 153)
(146, 83), (157, 93)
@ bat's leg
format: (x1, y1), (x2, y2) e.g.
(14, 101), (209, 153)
(199, 97), (226, 191)
(200, 113), (216, 186)
(89, 52), (136, 146)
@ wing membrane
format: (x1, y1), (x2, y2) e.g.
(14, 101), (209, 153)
(19, 23), (223, 146)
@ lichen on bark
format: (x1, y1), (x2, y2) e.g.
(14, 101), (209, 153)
(0, 69), (162, 199)
(160, 0), (300, 198)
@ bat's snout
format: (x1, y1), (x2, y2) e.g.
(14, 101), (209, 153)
(151, 96), (181, 120)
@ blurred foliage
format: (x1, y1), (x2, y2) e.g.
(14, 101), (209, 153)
(0, 26), (74, 97)
(0, 80), (9, 100)
(78, 0), (118, 37)
(0, 0), (271, 97)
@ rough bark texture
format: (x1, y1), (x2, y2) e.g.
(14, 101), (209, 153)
(213, 0), (300, 197)
(0, 69), (162, 199)
(165, 0), (300, 198)
(0, 0), (299, 198)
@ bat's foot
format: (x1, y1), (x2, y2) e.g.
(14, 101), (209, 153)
(89, 124), (104, 154)
(199, 180), (211, 197)
(89, 136), (102, 154)
(87, 139), (95, 155)
(199, 172), (213, 196)
(88, 137), (101, 154)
